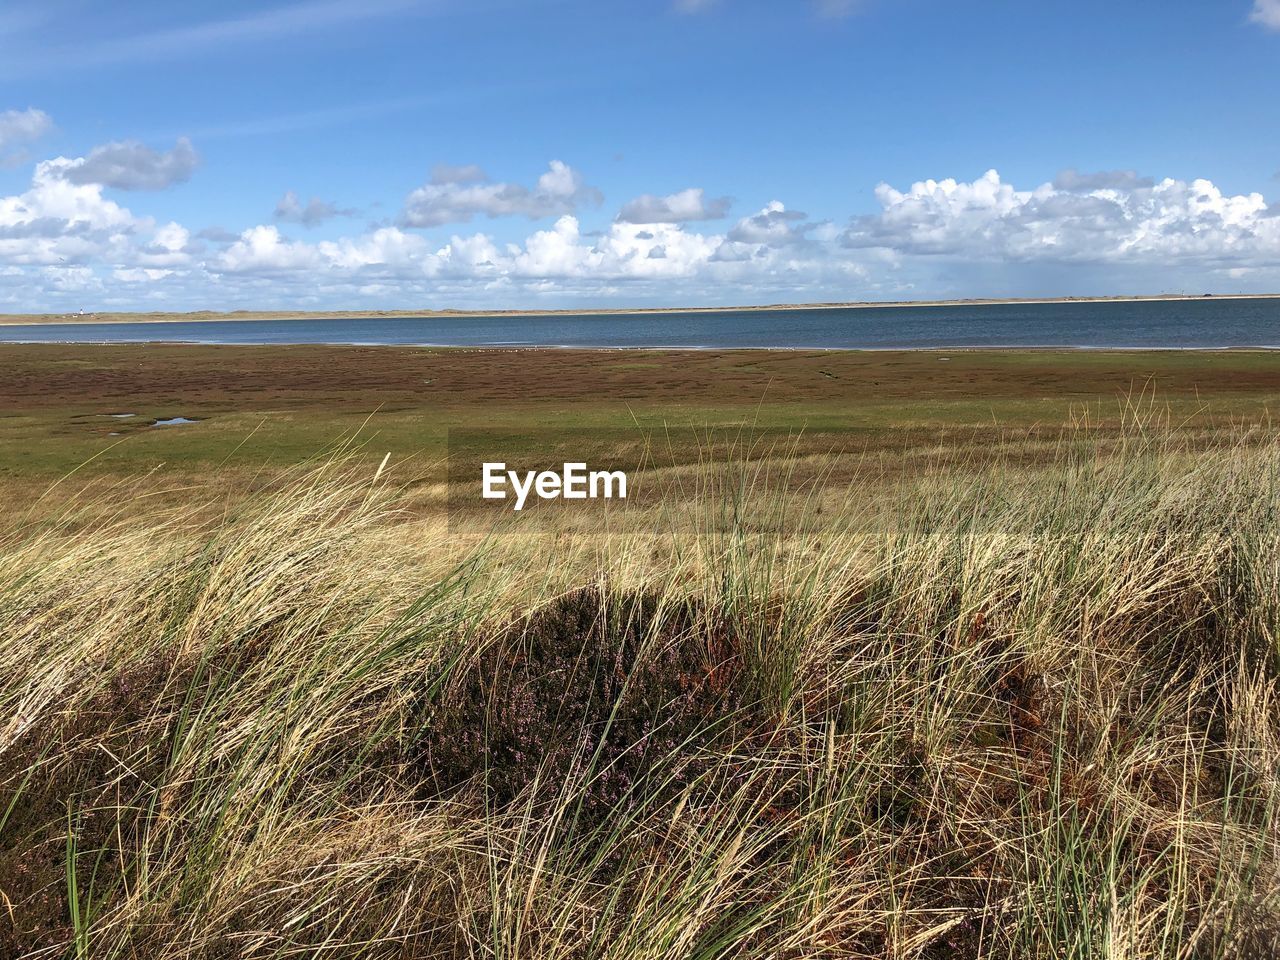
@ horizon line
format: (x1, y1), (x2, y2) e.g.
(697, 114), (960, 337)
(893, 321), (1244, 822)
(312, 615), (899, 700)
(3, 291), (1280, 325)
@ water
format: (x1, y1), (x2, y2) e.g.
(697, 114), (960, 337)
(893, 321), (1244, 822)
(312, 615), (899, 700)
(1, 298), (1278, 349)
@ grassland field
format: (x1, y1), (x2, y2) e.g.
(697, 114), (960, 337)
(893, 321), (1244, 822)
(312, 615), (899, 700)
(3, 343), (1280, 958)
(2, 343), (1278, 490)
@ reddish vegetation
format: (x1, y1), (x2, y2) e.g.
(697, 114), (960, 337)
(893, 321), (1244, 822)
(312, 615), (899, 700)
(2, 343), (1278, 413)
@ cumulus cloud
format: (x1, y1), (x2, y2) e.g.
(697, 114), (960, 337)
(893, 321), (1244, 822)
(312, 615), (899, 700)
(274, 190), (355, 227)
(0, 107), (52, 165)
(188, 207), (865, 313)
(208, 169), (1276, 303)
(59, 137), (198, 190)
(727, 201), (810, 245)
(617, 188), (732, 224)
(1251, 0), (1280, 30)
(1, 159), (133, 247)
(399, 160), (602, 228)
(842, 169), (1280, 270)
(0, 156), (195, 281)
(208, 214), (728, 289)
(217, 224), (323, 273)
(3, 160), (1279, 311)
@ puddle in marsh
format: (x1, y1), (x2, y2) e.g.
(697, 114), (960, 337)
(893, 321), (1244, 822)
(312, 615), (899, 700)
(103, 413), (136, 418)
(152, 417), (202, 427)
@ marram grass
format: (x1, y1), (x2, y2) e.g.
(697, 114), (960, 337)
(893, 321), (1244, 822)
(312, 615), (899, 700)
(1, 423), (1279, 959)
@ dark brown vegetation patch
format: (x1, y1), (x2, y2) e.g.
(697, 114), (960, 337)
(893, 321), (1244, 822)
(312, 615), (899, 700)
(416, 587), (755, 820)
(4, 343), (1279, 414)
(0, 653), (183, 957)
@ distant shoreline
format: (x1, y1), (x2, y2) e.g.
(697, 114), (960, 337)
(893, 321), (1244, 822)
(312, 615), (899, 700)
(2, 293), (1278, 326)
(6, 343), (1278, 353)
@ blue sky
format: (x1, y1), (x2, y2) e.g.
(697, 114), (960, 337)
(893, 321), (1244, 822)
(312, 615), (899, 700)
(1, 0), (1279, 311)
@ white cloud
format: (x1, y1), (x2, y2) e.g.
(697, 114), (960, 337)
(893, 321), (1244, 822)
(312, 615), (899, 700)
(59, 138), (198, 191)
(135, 222), (193, 268)
(42, 264), (101, 293)
(617, 188), (732, 224)
(0, 158), (135, 261)
(0, 107), (52, 165)
(1251, 0), (1280, 30)
(2, 161), (1279, 311)
(512, 217), (723, 279)
(216, 225), (323, 273)
(0, 107), (52, 149)
(114, 267), (175, 283)
(188, 169), (1280, 307)
(400, 160), (602, 228)
(152, 223), (189, 251)
(274, 191), (354, 227)
(0, 157), (196, 290)
(210, 215), (725, 285)
(317, 227), (431, 272)
(727, 201), (810, 245)
(843, 169), (1280, 268)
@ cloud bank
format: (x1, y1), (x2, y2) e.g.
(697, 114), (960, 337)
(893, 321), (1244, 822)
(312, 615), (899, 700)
(2, 136), (1278, 311)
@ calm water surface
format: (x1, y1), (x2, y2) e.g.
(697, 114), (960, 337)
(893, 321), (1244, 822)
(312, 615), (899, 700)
(1, 298), (1278, 349)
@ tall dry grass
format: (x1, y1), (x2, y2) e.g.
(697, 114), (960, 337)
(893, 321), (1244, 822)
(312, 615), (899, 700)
(1, 420), (1279, 958)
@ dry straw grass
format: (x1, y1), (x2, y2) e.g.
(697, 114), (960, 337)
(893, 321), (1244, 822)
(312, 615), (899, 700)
(1, 415), (1279, 958)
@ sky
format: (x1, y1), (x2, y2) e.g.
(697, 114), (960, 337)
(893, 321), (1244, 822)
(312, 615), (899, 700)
(1, 0), (1279, 312)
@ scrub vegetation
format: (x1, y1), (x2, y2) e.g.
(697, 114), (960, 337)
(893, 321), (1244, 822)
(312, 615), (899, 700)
(2, 407), (1279, 958)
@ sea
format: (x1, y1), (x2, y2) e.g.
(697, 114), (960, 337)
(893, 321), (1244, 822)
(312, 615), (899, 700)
(1, 298), (1278, 349)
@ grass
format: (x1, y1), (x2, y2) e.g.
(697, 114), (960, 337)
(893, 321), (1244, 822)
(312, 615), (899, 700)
(1, 406), (1279, 958)
(1, 344), (1277, 483)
